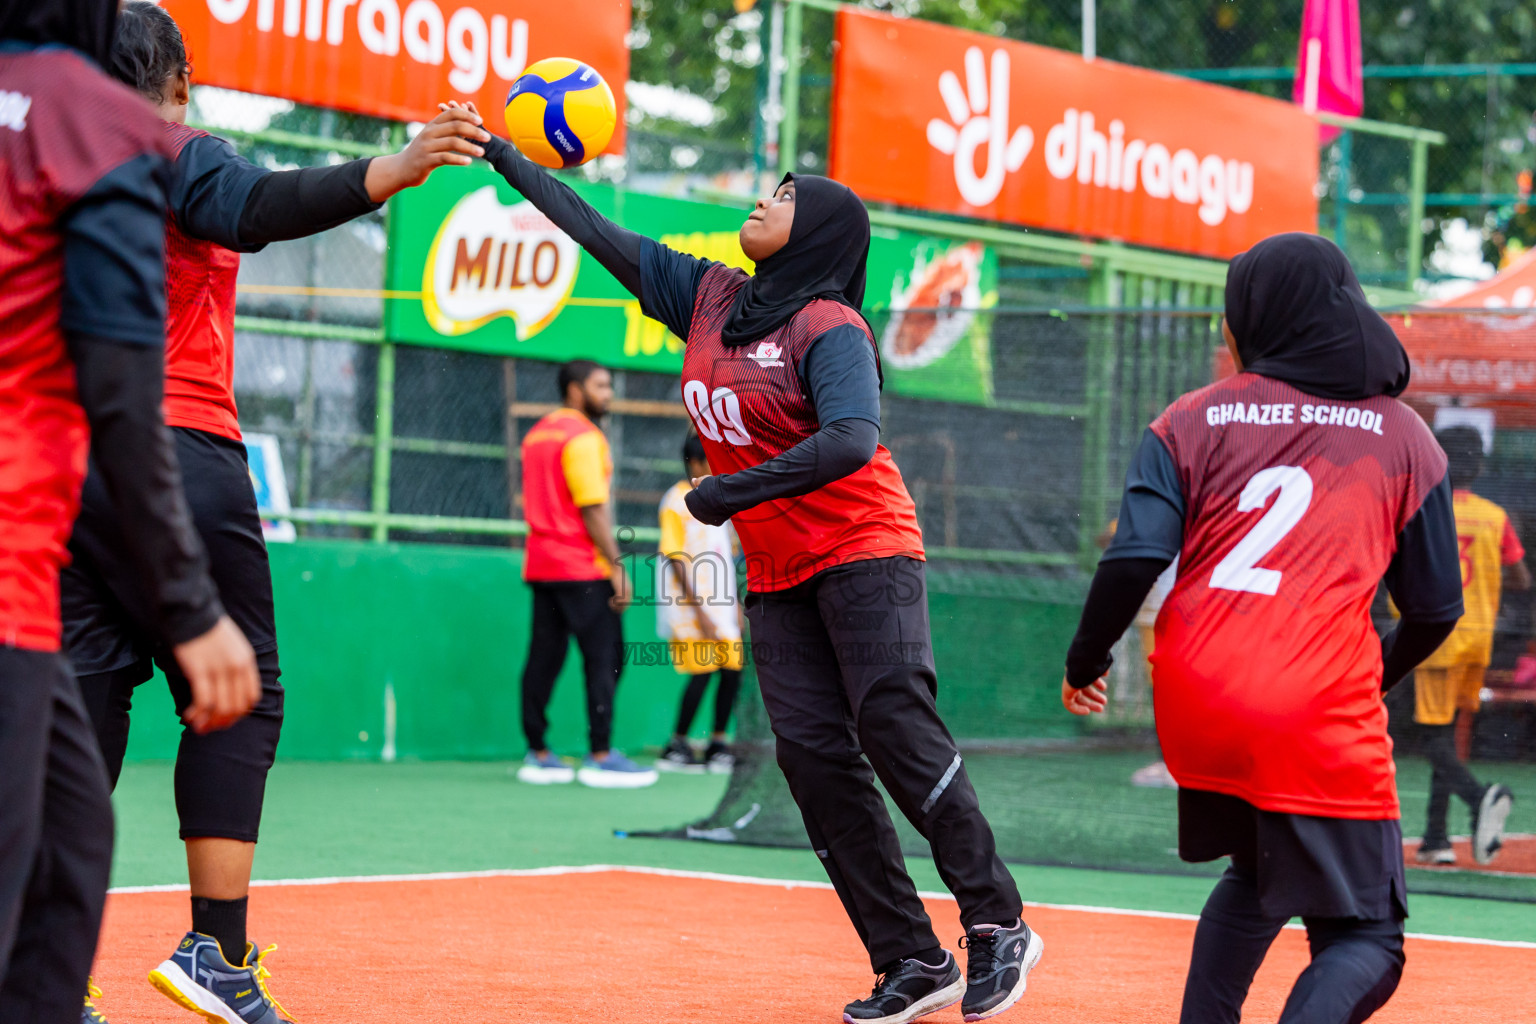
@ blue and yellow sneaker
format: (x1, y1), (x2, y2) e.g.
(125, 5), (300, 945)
(82, 977), (110, 1023)
(148, 932), (295, 1023)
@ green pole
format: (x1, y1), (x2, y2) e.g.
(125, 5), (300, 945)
(1406, 138), (1429, 288)
(1078, 260), (1118, 571)
(370, 341), (396, 544)
(1333, 129), (1351, 249)
(368, 121), (408, 544)
(778, 0), (803, 178)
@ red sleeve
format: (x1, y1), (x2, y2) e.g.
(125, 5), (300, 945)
(1501, 517), (1526, 566)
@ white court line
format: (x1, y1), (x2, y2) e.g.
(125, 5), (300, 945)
(108, 863), (1536, 950)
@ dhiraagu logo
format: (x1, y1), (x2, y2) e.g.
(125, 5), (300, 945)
(421, 186), (580, 338)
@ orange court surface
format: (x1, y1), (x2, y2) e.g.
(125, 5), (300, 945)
(94, 867), (1536, 1024)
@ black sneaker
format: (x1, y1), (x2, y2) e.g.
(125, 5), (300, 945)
(842, 952), (964, 1024)
(1474, 784), (1515, 865)
(960, 919), (1043, 1021)
(655, 738), (703, 773)
(703, 740), (735, 774)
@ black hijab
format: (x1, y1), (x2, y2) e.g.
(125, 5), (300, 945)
(0, 0), (119, 64)
(1225, 232), (1410, 400)
(721, 173), (872, 347)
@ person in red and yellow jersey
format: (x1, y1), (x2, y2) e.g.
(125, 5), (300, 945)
(516, 360), (656, 790)
(1412, 426), (1528, 867)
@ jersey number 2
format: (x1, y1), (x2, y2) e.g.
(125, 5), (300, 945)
(683, 381), (753, 446)
(1209, 465), (1314, 596)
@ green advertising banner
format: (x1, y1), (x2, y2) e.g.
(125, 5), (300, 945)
(384, 165), (996, 402)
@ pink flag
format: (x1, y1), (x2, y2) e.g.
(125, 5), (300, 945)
(1293, 0), (1363, 144)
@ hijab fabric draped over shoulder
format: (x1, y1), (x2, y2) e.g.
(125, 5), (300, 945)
(721, 173), (873, 347)
(1224, 233), (1410, 401)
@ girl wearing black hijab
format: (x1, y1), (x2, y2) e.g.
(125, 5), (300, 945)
(1062, 233), (1464, 1024)
(454, 101), (1040, 1024)
(0, 2), (260, 1022)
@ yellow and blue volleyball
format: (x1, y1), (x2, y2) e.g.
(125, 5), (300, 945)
(504, 58), (617, 169)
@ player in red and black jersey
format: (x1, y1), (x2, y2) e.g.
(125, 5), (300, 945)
(0, 2), (260, 1021)
(56, 5), (485, 1020)
(1063, 234), (1464, 1024)
(463, 100), (1038, 1024)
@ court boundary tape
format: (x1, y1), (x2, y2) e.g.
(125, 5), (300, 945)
(108, 863), (1536, 950)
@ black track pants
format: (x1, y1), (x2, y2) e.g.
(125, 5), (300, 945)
(747, 556), (1022, 971)
(520, 580), (624, 753)
(1180, 854), (1405, 1024)
(0, 649), (114, 1024)
(1420, 721), (1483, 848)
(675, 668), (742, 736)
(62, 426), (284, 842)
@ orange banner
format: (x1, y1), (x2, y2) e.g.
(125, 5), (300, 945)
(162, 0), (629, 148)
(830, 10), (1317, 259)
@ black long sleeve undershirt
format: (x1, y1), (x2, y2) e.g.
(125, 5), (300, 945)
(685, 419), (879, 526)
(1064, 557), (1171, 687)
(171, 135), (381, 252)
(481, 135), (643, 295)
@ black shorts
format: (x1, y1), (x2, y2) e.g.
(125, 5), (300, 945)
(62, 426), (278, 674)
(1179, 788), (1408, 921)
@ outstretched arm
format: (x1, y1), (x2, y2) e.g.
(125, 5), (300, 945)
(452, 102), (712, 338)
(173, 108), (488, 250)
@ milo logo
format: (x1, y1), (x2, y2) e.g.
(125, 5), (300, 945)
(421, 186), (581, 339)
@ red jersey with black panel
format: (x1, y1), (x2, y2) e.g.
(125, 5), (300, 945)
(0, 48), (171, 651)
(1149, 373), (1447, 819)
(160, 121), (243, 440)
(681, 264), (924, 591)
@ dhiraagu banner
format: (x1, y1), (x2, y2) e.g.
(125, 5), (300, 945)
(384, 163), (995, 401)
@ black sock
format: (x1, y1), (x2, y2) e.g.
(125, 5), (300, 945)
(191, 896), (248, 967)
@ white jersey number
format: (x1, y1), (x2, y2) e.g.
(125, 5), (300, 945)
(1208, 465), (1314, 596)
(683, 380), (753, 446)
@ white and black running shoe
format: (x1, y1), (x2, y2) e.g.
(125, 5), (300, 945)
(703, 740), (735, 774)
(842, 952), (964, 1024)
(1474, 784), (1515, 865)
(655, 738), (704, 773)
(960, 919), (1043, 1022)
(1414, 843), (1456, 866)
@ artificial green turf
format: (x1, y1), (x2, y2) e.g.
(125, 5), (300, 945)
(110, 760), (1536, 944)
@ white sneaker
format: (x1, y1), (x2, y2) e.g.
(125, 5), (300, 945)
(516, 751), (575, 784)
(578, 751), (659, 788)
(1474, 785), (1514, 865)
(1130, 760), (1177, 789)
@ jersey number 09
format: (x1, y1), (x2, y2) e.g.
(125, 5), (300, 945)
(1209, 465), (1315, 596)
(683, 380), (754, 446)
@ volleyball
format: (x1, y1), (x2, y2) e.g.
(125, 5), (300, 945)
(504, 58), (617, 169)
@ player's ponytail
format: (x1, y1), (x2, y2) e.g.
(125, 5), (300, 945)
(108, 1), (187, 104)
